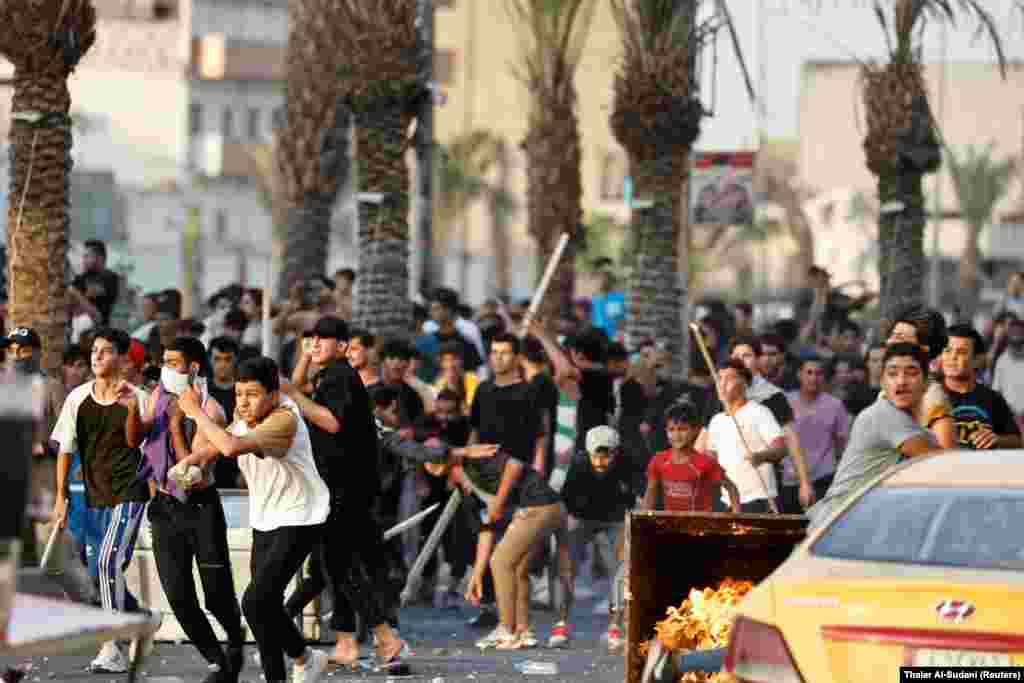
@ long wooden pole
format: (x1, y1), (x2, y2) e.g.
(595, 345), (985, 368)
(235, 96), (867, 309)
(519, 232), (570, 337)
(689, 322), (778, 514)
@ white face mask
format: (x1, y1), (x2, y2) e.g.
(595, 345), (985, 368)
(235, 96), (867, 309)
(161, 366), (191, 395)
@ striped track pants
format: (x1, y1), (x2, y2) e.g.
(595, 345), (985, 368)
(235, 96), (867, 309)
(97, 501), (146, 612)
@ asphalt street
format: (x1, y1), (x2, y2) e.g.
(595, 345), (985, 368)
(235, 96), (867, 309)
(0, 581), (627, 683)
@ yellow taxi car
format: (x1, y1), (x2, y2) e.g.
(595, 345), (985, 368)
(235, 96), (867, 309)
(724, 450), (1024, 683)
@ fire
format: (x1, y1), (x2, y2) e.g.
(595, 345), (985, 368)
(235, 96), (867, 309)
(639, 578), (754, 683)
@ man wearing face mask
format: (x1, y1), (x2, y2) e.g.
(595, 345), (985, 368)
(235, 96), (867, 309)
(992, 319), (1024, 433)
(136, 336), (245, 683)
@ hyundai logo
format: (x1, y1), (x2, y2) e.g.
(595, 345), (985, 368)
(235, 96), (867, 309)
(935, 600), (976, 624)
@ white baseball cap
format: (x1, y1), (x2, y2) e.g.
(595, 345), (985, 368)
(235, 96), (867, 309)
(586, 425), (620, 455)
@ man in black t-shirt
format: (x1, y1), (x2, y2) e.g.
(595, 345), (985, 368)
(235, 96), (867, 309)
(464, 333), (568, 652)
(942, 325), (1022, 450)
(71, 240), (120, 326)
(379, 339), (426, 428)
(521, 336), (559, 478)
(281, 316), (406, 667)
(208, 336), (242, 488)
(565, 329), (615, 453)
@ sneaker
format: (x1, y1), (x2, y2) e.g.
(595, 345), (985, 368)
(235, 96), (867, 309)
(467, 606), (498, 629)
(547, 622), (572, 649)
(476, 624), (516, 650)
(606, 625), (624, 653)
(89, 642), (128, 674)
(517, 628), (539, 649)
(292, 648), (328, 683)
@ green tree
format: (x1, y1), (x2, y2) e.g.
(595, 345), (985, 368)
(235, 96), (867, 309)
(0, 0), (96, 373)
(946, 144), (1016, 321)
(861, 0), (1006, 321)
(436, 131), (506, 292)
(508, 0), (598, 322)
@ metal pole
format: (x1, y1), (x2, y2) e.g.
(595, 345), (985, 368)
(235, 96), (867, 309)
(929, 23), (948, 311)
(415, 0), (435, 297)
(401, 489), (463, 606)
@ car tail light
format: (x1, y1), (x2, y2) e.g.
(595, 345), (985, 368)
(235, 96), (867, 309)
(725, 615), (805, 683)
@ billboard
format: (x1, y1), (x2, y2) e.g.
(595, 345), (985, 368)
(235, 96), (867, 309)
(690, 151), (756, 226)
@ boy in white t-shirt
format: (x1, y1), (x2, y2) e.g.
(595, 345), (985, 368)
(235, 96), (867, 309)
(175, 357), (331, 683)
(704, 360), (787, 514)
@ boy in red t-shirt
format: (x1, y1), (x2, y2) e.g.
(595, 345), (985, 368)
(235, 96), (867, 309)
(642, 399), (741, 513)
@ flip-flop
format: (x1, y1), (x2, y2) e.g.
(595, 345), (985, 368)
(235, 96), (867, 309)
(375, 657), (412, 677)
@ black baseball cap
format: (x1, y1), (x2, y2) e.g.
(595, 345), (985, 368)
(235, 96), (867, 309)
(311, 315), (349, 341)
(2, 327), (41, 349)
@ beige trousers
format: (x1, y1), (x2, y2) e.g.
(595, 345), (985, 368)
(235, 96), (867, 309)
(490, 502), (567, 630)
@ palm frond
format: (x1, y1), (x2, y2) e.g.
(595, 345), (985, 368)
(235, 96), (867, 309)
(946, 144), (1017, 230)
(872, 1), (895, 57)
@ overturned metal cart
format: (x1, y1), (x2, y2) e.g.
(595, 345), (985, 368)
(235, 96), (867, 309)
(623, 511), (807, 683)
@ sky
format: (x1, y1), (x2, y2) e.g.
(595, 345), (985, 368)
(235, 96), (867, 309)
(699, 0), (1024, 150)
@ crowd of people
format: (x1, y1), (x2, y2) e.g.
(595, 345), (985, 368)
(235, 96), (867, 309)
(4, 238), (1024, 683)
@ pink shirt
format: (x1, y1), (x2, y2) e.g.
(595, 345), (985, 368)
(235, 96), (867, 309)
(783, 391), (851, 486)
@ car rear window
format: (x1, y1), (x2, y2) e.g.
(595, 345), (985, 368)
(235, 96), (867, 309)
(812, 487), (1024, 570)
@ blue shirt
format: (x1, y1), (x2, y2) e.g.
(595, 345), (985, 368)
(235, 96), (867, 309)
(591, 291), (626, 339)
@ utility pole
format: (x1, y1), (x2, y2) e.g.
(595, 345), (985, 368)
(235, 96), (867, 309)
(414, 0), (435, 299)
(929, 22), (948, 311)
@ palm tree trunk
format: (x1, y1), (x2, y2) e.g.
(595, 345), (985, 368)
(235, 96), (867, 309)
(490, 140), (512, 298)
(353, 106), (412, 340)
(278, 106), (352, 293)
(627, 153), (687, 378)
(524, 99), (582, 322)
(958, 223), (982, 322)
(877, 170), (927, 322)
(6, 68), (72, 375)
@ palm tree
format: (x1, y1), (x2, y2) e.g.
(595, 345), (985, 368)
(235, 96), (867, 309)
(608, 0), (728, 378)
(487, 138), (517, 298)
(507, 0), (598, 322)
(337, 0), (426, 340)
(861, 0), (1006, 321)
(946, 144), (1016, 322)
(436, 131), (514, 294)
(275, 0), (354, 295)
(756, 141), (816, 287)
(0, 0), (96, 374)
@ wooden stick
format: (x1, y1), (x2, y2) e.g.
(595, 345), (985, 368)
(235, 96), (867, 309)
(519, 233), (571, 338)
(689, 322), (779, 514)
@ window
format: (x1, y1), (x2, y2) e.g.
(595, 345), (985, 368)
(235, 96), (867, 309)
(221, 107), (234, 140)
(272, 107), (285, 131)
(247, 108), (261, 140)
(812, 487), (1024, 571)
(434, 49), (456, 85)
(599, 150), (628, 201)
(189, 103), (203, 135)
